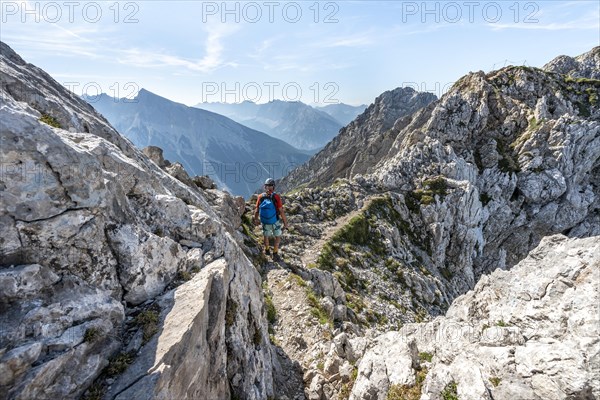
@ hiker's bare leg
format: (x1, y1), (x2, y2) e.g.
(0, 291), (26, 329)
(274, 236), (281, 253)
(264, 236), (270, 252)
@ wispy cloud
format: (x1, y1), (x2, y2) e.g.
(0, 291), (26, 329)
(314, 32), (375, 48)
(4, 6), (240, 74)
(491, 21), (599, 31)
(116, 23), (239, 72)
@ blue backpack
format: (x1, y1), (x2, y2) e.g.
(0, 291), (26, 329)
(259, 193), (279, 224)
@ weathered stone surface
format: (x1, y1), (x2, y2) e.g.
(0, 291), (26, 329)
(142, 146), (170, 168)
(165, 162), (195, 187)
(107, 224), (186, 305)
(350, 333), (417, 400)
(107, 252), (273, 400)
(0, 264), (59, 301)
(349, 235), (600, 400)
(193, 174), (217, 190)
(543, 46), (600, 79)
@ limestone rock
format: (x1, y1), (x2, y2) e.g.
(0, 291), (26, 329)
(142, 146), (170, 168)
(165, 162), (195, 187)
(543, 46), (600, 79)
(350, 235), (600, 400)
(0, 264), (60, 301)
(106, 250), (274, 400)
(193, 175), (217, 190)
(280, 87), (437, 191)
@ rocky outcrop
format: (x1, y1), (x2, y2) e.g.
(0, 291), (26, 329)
(0, 41), (274, 399)
(369, 59), (599, 288)
(280, 87), (437, 191)
(279, 48), (599, 324)
(543, 46), (600, 80)
(106, 245), (273, 400)
(349, 235), (600, 399)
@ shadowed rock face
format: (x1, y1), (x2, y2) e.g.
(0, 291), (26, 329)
(0, 41), (274, 400)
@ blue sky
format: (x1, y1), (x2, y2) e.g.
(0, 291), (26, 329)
(2, 1), (598, 106)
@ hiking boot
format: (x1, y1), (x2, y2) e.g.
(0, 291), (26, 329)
(264, 248), (271, 256)
(273, 252), (282, 262)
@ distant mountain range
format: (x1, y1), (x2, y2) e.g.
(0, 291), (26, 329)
(316, 103), (368, 126)
(195, 100), (366, 151)
(85, 89), (310, 197)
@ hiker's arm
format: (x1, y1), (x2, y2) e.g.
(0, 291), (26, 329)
(279, 207), (288, 228)
(253, 200), (260, 225)
(253, 207), (259, 223)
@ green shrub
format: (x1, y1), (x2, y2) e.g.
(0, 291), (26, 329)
(84, 327), (101, 343)
(339, 366), (359, 399)
(441, 381), (458, 400)
(316, 243), (336, 271)
(106, 352), (135, 376)
(265, 294), (277, 324)
(423, 177), (447, 196)
(253, 328), (262, 346)
(497, 140), (521, 174)
(226, 299), (238, 327)
(332, 214), (370, 246)
(479, 192), (492, 206)
(82, 383), (105, 400)
(405, 191), (422, 213)
(289, 273), (307, 287)
(135, 308), (160, 343)
(178, 270), (192, 281)
(39, 113), (61, 128)
(440, 267), (453, 281)
(387, 367), (427, 400)
(306, 288), (331, 326)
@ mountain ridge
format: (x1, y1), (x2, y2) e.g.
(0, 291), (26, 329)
(279, 86), (438, 191)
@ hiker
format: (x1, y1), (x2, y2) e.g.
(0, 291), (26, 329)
(253, 178), (289, 261)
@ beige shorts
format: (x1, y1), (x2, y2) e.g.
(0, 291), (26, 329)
(262, 220), (282, 237)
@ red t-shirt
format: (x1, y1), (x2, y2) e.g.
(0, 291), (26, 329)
(256, 192), (282, 209)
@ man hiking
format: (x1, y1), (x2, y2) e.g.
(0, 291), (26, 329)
(253, 178), (289, 261)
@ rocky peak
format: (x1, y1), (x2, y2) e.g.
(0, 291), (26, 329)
(543, 46), (600, 79)
(279, 87), (437, 191)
